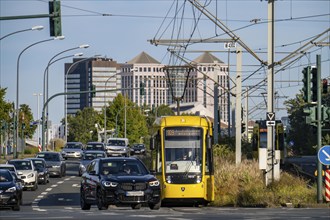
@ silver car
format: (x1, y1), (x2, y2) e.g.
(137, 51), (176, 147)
(7, 159), (38, 191)
(61, 142), (84, 160)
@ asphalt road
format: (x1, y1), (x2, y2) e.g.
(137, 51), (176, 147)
(0, 159), (329, 220)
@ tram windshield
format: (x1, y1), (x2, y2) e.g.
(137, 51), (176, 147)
(163, 127), (203, 174)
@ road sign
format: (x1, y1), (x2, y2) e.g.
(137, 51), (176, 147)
(224, 42), (236, 49)
(266, 112), (275, 121)
(266, 121), (275, 127)
(318, 145), (330, 165)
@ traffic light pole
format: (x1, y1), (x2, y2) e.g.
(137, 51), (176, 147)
(316, 55), (322, 203)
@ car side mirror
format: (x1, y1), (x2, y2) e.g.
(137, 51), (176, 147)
(149, 170), (156, 175)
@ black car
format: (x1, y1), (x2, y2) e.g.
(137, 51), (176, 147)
(36, 151), (66, 178)
(0, 169), (23, 211)
(78, 150), (107, 176)
(85, 142), (106, 152)
(27, 158), (50, 184)
(131, 144), (146, 155)
(80, 157), (161, 210)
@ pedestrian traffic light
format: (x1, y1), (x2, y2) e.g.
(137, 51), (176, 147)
(91, 84), (96, 97)
(49, 0), (62, 37)
(302, 66), (311, 103)
(311, 67), (318, 102)
(140, 82), (145, 95)
(323, 79), (328, 94)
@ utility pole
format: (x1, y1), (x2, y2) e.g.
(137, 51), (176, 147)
(266, 0), (279, 185)
(235, 47), (242, 165)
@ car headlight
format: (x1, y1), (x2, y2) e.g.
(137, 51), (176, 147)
(5, 186), (16, 193)
(27, 173), (34, 178)
(149, 180), (160, 187)
(61, 151), (66, 155)
(196, 175), (202, 183)
(102, 181), (118, 187)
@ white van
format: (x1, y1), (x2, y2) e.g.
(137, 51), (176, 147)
(106, 138), (130, 157)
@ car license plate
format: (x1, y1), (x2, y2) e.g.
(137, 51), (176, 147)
(126, 191), (144, 196)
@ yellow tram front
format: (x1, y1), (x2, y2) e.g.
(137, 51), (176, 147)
(150, 116), (214, 206)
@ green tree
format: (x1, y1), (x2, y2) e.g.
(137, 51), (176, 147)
(19, 104), (36, 138)
(0, 88), (14, 139)
(284, 91), (330, 155)
(67, 107), (100, 144)
(104, 94), (149, 144)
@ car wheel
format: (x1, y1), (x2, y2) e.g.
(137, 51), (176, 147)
(80, 189), (91, 210)
(97, 188), (108, 210)
(19, 194), (23, 205)
(149, 200), (161, 210)
(32, 182), (38, 191)
(131, 204), (142, 209)
(12, 200), (20, 211)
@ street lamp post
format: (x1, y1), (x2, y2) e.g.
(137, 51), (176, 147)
(33, 93), (42, 149)
(104, 74), (117, 143)
(64, 55), (101, 143)
(43, 44), (89, 147)
(0, 25), (44, 41)
(14, 36), (64, 158)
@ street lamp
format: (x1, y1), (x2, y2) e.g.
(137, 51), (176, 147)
(44, 44), (89, 138)
(42, 52), (84, 150)
(0, 25), (44, 41)
(33, 93), (42, 149)
(164, 65), (192, 115)
(104, 74), (117, 143)
(14, 36), (64, 158)
(64, 55), (101, 143)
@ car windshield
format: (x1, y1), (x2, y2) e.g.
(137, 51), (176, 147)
(65, 143), (82, 149)
(37, 153), (60, 162)
(107, 140), (126, 146)
(0, 171), (13, 182)
(101, 160), (148, 176)
(86, 144), (103, 150)
(134, 145), (144, 149)
(32, 160), (45, 168)
(83, 152), (105, 160)
(0, 166), (15, 172)
(8, 161), (32, 170)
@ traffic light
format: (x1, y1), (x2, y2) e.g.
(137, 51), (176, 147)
(302, 66), (311, 103)
(311, 67), (318, 102)
(323, 79), (328, 94)
(140, 82), (145, 95)
(303, 106), (316, 125)
(322, 106), (330, 122)
(91, 84), (96, 97)
(241, 122), (246, 133)
(49, 0), (62, 37)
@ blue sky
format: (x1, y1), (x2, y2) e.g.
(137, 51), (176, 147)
(1, 0), (329, 126)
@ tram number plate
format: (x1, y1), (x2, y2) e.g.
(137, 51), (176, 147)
(126, 191), (144, 196)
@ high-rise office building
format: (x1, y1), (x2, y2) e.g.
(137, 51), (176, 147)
(64, 52), (229, 124)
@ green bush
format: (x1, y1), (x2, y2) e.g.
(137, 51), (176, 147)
(24, 146), (39, 155)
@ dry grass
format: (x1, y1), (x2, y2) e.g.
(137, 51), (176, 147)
(212, 144), (319, 207)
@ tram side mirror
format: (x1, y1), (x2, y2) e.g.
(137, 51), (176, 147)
(150, 137), (155, 150)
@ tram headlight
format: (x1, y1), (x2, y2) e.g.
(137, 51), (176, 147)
(196, 175), (201, 183)
(166, 175), (171, 183)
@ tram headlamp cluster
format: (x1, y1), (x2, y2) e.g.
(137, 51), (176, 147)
(166, 175), (172, 183)
(196, 175), (201, 183)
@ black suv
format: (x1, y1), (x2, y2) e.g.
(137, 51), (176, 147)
(80, 157), (161, 210)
